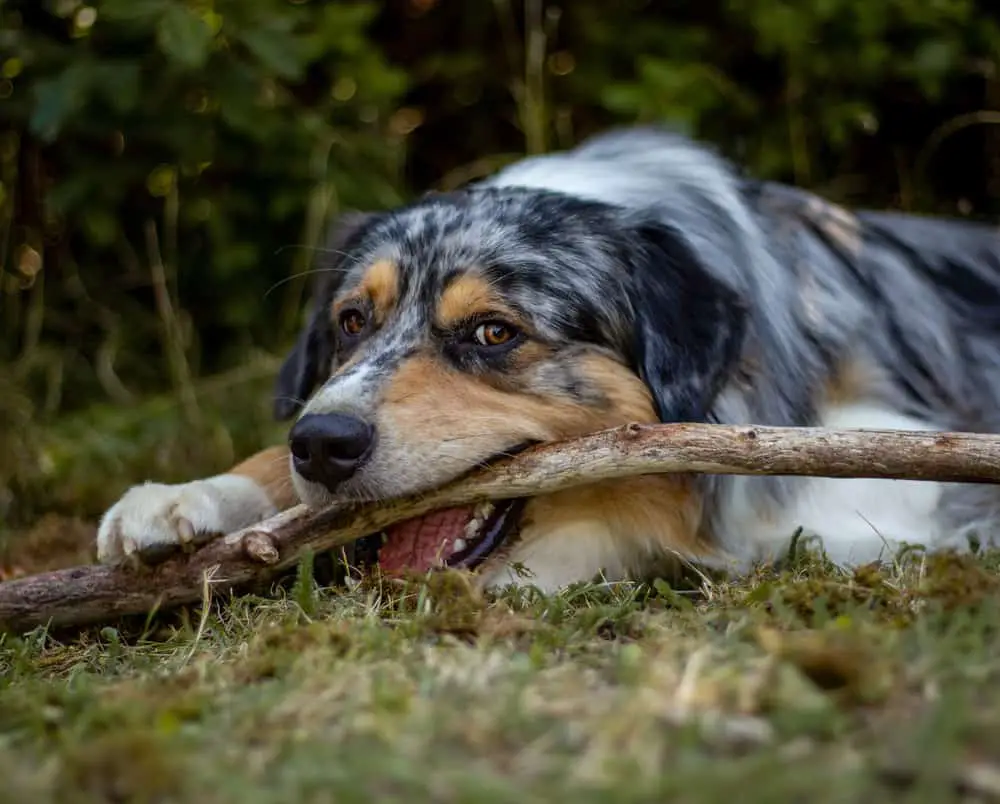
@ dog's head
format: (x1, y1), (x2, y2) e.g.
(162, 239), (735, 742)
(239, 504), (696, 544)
(275, 188), (746, 586)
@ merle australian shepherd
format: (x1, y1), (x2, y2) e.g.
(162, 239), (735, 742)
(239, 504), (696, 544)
(97, 126), (1000, 592)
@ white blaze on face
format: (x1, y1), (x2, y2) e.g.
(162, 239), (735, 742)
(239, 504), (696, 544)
(305, 360), (379, 419)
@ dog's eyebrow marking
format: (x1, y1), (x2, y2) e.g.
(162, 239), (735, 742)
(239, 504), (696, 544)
(435, 273), (515, 328)
(334, 259), (399, 322)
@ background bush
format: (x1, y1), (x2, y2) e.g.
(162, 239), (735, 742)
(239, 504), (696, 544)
(2, 0), (999, 529)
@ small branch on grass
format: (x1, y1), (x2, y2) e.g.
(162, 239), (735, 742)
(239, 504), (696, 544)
(4, 422), (1000, 633)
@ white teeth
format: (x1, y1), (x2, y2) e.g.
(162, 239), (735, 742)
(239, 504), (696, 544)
(452, 538), (467, 553)
(460, 501), (496, 546)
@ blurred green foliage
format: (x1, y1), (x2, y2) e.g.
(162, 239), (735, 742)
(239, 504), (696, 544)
(1, 0), (999, 526)
(2, 0), (408, 401)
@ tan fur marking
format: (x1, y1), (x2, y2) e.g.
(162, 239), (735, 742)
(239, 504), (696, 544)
(517, 475), (708, 562)
(487, 341), (557, 394)
(383, 354), (653, 442)
(334, 259), (399, 324)
(507, 340), (554, 369)
(822, 354), (882, 407)
(380, 352), (707, 564)
(575, 353), (659, 423)
(230, 446), (299, 510)
(362, 259), (399, 319)
(435, 274), (518, 328)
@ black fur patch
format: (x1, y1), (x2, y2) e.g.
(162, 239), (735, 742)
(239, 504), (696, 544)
(626, 222), (747, 422)
(273, 211), (382, 420)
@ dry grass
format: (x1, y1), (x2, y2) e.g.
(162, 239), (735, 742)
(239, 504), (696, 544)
(4, 383), (1000, 802)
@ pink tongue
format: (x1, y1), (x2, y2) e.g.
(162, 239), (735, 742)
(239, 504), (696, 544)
(378, 506), (474, 574)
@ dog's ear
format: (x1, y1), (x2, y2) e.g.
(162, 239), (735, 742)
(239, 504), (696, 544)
(273, 211), (379, 421)
(628, 221), (747, 423)
(273, 306), (330, 421)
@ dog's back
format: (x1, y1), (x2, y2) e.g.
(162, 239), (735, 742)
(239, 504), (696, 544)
(488, 127), (1000, 563)
(491, 127), (1000, 431)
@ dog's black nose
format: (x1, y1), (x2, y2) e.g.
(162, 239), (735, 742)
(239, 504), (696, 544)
(288, 413), (375, 489)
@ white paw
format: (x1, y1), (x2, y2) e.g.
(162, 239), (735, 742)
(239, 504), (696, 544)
(96, 475), (278, 565)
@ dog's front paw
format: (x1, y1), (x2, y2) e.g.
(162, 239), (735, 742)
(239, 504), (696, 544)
(96, 475), (278, 565)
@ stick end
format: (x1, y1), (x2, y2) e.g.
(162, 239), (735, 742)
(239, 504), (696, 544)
(243, 531), (280, 565)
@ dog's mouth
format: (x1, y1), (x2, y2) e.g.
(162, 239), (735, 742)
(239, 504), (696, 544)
(353, 443), (534, 576)
(356, 497), (527, 575)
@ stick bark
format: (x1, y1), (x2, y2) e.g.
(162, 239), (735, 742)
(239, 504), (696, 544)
(4, 422), (1000, 633)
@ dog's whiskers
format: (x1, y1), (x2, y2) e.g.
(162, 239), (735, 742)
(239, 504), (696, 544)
(264, 264), (361, 299)
(273, 394), (308, 407)
(272, 244), (359, 261)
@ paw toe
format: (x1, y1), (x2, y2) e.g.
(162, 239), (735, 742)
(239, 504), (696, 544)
(97, 483), (226, 566)
(135, 540), (183, 566)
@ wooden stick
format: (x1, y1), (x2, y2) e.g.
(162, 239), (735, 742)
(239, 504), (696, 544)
(3, 422), (1000, 633)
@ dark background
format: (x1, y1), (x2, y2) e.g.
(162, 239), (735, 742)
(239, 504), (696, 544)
(2, 0), (999, 542)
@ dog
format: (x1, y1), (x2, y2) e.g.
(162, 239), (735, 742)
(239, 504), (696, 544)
(96, 126), (1000, 592)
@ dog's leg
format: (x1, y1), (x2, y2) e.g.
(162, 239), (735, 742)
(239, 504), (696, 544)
(96, 446), (297, 564)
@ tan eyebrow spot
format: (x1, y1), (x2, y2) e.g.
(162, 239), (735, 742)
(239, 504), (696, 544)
(334, 259), (399, 323)
(435, 273), (518, 328)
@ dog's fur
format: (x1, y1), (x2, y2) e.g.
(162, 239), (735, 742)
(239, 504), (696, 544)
(97, 126), (1000, 591)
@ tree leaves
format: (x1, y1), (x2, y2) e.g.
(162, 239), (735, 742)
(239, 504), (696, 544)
(93, 63), (142, 114)
(156, 5), (214, 70)
(5, 0), (409, 403)
(237, 27), (308, 80)
(99, 0), (170, 23)
(30, 66), (93, 142)
(7, 0), (1000, 418)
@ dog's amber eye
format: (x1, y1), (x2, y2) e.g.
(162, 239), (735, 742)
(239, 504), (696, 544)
(340, 309), (367, 337)
(473, 321), (516, 347)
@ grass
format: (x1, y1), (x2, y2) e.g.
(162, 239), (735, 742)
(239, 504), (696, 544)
(4, 378), (1000, 802)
